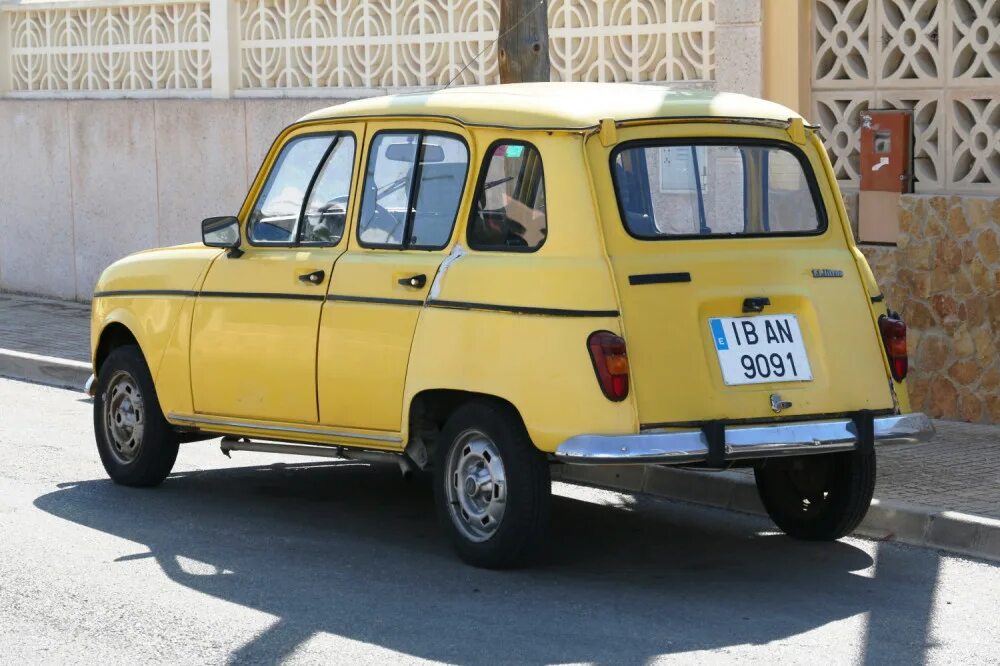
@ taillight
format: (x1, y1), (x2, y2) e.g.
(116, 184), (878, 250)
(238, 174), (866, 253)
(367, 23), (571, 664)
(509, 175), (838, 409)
(878, 313), (908, 382)
(587, 331), (629, 401)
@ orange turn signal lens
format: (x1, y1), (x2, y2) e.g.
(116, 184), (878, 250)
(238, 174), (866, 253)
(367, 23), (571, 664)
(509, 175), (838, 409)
(605, 354), (629, 375)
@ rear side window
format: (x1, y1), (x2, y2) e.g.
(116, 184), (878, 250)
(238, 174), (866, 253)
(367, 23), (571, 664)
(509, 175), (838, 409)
(358, 131), (469, 249)
(611, 141), (825, 239)
(468, 141), (547, 251)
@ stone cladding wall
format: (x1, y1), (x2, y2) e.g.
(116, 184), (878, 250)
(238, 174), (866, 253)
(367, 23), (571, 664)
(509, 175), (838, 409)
(861, 195), (1000, 424)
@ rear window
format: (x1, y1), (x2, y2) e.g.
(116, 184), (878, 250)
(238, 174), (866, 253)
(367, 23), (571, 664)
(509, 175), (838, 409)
(611, 141), (825, 239)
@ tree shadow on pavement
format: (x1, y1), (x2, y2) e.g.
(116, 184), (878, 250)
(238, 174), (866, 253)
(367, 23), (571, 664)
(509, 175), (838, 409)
(33, 461), (948, 664)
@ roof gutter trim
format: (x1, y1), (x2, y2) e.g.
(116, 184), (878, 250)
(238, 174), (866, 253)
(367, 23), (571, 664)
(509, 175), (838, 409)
(296, 112), (598, 132)
(295, 112), (814, 133)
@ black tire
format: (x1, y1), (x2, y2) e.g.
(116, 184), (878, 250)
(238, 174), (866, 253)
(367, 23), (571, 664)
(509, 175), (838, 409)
(433, 400), (551, 569)
(93, 345), (179, 487)
(754, 449), (875, 541)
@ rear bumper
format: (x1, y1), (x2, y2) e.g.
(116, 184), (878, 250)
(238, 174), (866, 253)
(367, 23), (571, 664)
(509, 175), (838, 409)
(554, 412), (934, 465)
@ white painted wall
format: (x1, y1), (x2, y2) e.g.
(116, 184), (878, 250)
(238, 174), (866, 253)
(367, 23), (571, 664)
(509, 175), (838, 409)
(0, 98), (348, 300)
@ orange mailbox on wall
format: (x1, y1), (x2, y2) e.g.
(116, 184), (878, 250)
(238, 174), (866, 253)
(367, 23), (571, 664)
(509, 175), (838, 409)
(858, 109), (913, 244)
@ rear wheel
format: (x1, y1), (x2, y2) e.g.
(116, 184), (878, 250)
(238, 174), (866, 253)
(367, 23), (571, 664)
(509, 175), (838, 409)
(94, 345), (179, 487)
(433, 401), (551, 569)
(754, 449), (875, 541)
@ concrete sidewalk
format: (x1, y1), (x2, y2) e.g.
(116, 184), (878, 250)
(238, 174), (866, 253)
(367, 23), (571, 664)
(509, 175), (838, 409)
(2, 291), (998, 560)
(0, 293), (89, 362)
(0, 293), (90, 389)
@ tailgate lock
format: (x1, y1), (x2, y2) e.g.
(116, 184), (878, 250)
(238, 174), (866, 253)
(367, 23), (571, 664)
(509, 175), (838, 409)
(770, 393), (793, 413)
(742, 296), (770, 313)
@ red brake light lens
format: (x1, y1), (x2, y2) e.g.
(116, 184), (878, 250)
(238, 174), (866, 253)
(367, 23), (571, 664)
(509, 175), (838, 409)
(878, 314), (908, 382)
(587, 331), (629, 401)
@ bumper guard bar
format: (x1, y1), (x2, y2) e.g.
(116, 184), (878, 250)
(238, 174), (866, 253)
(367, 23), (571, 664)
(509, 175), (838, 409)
(554, 413), (934, 465)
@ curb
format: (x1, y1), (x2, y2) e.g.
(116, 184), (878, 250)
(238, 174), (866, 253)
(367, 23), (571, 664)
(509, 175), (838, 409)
(0, 348), (90, 392)
(553, 463), (1000, 563)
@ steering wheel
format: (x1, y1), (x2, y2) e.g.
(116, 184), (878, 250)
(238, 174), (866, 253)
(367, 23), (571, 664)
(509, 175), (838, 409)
(320, 194), (349, 214)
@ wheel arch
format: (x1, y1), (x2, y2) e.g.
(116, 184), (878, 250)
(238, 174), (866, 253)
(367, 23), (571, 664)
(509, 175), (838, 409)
(94, 318), (144, 374)
(408, 389), (529, 461)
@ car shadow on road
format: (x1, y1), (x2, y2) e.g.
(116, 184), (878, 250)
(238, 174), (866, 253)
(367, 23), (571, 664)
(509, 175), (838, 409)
(34, 460), (946, 664)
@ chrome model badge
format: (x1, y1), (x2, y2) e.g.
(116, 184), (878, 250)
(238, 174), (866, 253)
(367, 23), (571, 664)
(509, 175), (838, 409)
(811, 268), (844, 278)
(770, 393), (792, 413)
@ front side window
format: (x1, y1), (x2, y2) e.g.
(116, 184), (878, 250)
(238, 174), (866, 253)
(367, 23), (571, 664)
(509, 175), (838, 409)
(247, 133), (356, 246)
(468, 141), (547, 251)
(612, 142), (824, 239)
(358, 131), (469, 249)
(248, 135), (334, 244)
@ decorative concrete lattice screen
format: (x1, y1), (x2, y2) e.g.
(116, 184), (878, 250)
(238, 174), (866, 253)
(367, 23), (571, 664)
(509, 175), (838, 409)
(237, 0), (504, 89)
(6, 1), (212, 93)
(0, 0), (715, 95)
(812, 0), (1000, 194)
(548, 0), (714, 82)
(238, 0), (715, 90)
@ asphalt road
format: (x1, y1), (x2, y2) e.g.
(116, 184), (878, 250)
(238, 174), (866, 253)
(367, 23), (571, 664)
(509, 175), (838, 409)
(1, 378), (998, 665)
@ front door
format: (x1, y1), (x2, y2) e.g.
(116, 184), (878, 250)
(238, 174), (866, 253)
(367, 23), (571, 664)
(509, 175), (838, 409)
(190, 125), (362, 423)
(317, 126), (472, 432)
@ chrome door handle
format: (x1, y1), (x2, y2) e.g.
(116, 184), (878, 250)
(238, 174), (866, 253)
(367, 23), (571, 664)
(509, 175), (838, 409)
(398, 274), (427, 289)
(299, 270), (325, 285)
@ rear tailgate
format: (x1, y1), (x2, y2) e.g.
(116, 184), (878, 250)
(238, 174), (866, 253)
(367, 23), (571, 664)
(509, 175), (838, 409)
(587, 123), (894, 426)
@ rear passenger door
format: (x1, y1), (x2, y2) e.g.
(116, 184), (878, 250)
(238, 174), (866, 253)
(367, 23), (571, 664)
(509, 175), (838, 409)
(317, 124), (471, 433)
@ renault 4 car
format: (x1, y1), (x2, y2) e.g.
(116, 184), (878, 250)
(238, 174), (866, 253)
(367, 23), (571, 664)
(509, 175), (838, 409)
(89, 83), (934, 568)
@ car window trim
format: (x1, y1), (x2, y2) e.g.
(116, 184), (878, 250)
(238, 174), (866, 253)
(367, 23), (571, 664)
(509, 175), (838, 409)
(357, 128), (470, 252)
(246, 130), (352, 249)
(466, 139), (547, 254)
(400, 133), (427, 249)
(608, 137), (829, 242)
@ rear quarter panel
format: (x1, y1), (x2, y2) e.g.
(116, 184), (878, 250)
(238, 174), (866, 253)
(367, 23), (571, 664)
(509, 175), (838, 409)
(404, 131), (636, 452)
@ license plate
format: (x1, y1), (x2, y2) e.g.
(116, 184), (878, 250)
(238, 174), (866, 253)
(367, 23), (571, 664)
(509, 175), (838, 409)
(708, 315), (813, 385)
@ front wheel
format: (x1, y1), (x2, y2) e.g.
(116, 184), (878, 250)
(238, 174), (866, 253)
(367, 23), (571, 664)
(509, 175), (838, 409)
(754, 449), (875, 541)
(94, 345), (179, 487)
(433, 401), (551, 569)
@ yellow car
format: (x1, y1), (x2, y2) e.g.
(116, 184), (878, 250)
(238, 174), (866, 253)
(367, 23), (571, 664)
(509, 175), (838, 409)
(90, 82), (933, 568)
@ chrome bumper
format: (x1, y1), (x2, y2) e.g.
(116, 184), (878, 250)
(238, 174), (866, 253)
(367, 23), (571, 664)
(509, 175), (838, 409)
(554, 413), (935, 465)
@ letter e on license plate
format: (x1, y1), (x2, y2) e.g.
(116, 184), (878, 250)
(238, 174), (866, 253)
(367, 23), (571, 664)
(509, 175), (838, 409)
(708, 315), (813, 385)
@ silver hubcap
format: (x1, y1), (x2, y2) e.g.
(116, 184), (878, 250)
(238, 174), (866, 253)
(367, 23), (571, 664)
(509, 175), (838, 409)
(445, 429), (507, 542)
(104, 371), (145, 464)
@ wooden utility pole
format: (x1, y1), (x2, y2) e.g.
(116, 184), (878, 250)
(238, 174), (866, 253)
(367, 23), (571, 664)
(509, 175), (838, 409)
(498, 0), (550, 83)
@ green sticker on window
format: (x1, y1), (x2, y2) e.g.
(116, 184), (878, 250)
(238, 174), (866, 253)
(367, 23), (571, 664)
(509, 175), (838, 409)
(505, 145), (525, 158)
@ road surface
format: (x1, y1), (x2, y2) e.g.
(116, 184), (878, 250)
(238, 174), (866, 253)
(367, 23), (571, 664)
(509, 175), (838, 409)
(0, 378), (997, 664)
